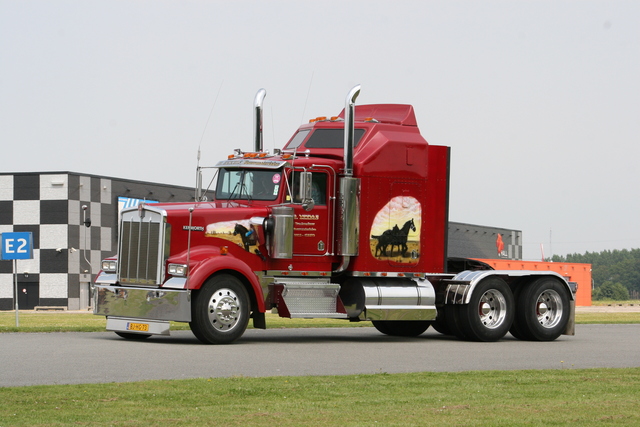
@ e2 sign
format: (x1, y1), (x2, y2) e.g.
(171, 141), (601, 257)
(1, 232), (34, 260)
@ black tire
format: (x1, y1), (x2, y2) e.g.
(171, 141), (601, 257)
(372, 320), (430, 337)
(189, 274), (250, 344)
(114, 331), (151, 340)
(457, 277), (514, 342)
(444, 304), (469, 340)
(431, 308), (452, 335)
(513, 277), (571, 341)
(509, 285), (529, 340)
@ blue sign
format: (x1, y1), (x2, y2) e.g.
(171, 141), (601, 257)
(1, 232), (34, 260)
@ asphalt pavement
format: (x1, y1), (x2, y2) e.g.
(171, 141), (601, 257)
(1, 324), (639, 387)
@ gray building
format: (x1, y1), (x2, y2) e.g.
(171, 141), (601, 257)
(0, 172), (522, 310)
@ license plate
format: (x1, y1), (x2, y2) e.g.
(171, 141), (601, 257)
(127, 322), (149, 332)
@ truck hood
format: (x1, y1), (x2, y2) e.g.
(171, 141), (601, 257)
(148, 201), (271, 259)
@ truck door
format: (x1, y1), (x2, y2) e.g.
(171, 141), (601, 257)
(290, 171), (330, 257)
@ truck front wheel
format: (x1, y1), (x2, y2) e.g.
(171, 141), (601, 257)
(512, 277), (570, 341)
(457, 277), (514, 342)
(190, 274), (250, 344)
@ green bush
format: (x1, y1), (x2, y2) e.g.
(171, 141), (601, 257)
(593, 281), (630, 301)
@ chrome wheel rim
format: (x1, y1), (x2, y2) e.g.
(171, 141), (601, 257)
(477, 289), (507, 329)
(536, 289), (563, 328)
(207, 288), (241, 331)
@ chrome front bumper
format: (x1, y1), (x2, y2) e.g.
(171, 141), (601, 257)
(93, 284), (192, 322)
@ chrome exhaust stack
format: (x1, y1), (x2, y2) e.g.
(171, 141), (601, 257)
(337, 84), (361, 260)
(343, 84), (360, 176)
(253, 88), (267, 152)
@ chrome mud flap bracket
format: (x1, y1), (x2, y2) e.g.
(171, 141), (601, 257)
(564, 299), (576, 336)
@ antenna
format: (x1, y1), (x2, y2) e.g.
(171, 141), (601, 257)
(195, 81), (224, 201)
(300, 71), (314, 124)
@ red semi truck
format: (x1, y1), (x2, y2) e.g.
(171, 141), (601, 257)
(93, 85), (574, 343)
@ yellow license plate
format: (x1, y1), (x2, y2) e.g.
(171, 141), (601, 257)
(127, 322), (149, 332)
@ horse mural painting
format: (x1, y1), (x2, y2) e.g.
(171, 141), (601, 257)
(205, 220), (258, 252)
(369, 196), (422, 263)
(233, 223), (257, 251)
(372, 219), (416, 257)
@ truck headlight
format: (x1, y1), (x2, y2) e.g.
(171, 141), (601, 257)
(101, 260), (117, 272)
(168, 264), (188, 277)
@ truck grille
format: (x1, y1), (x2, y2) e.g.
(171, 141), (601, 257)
(119, 208), (165, 285)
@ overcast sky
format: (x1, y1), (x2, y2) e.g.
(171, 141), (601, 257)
(1, 0), (638, 260)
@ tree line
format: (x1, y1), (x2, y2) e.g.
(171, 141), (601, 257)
(550, 248), (640, 301)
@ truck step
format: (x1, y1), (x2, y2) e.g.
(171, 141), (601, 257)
(272, 279), (348, 318)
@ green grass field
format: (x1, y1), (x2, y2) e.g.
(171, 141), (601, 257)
(1, 369), (638, 426)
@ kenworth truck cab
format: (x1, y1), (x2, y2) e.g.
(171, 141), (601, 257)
(94, 86), (574, 344)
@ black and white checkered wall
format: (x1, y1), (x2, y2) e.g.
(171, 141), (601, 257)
(0, 172), (195, 310)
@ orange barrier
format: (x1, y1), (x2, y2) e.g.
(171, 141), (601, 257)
(476, 259), (592, 306)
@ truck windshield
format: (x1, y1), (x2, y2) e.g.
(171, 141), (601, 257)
(216, 168), (282, 201)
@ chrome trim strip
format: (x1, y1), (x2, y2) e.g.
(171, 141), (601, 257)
(263, 271), (456, 279)
(214, 159), (288, 169)
(351, 271), (455, 279)
(94, 272), (117, 285)
(362, 306), (436, 322)
(265, 270), (332, 277)
(445, 283), (471, 304)
(162, 277), (188, 289)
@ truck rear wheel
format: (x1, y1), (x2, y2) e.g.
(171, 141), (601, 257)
(444, 305), (469, 339)
(512, 277), (570, 341)
(372, 320), (430, 337)
(190, 274), (250, 344)
(457, 277), (514, 342)
(430, 308), (452, 335)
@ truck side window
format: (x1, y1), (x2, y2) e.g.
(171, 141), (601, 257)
(290, 172), (327, 205)
(311, 173), (326, 205)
